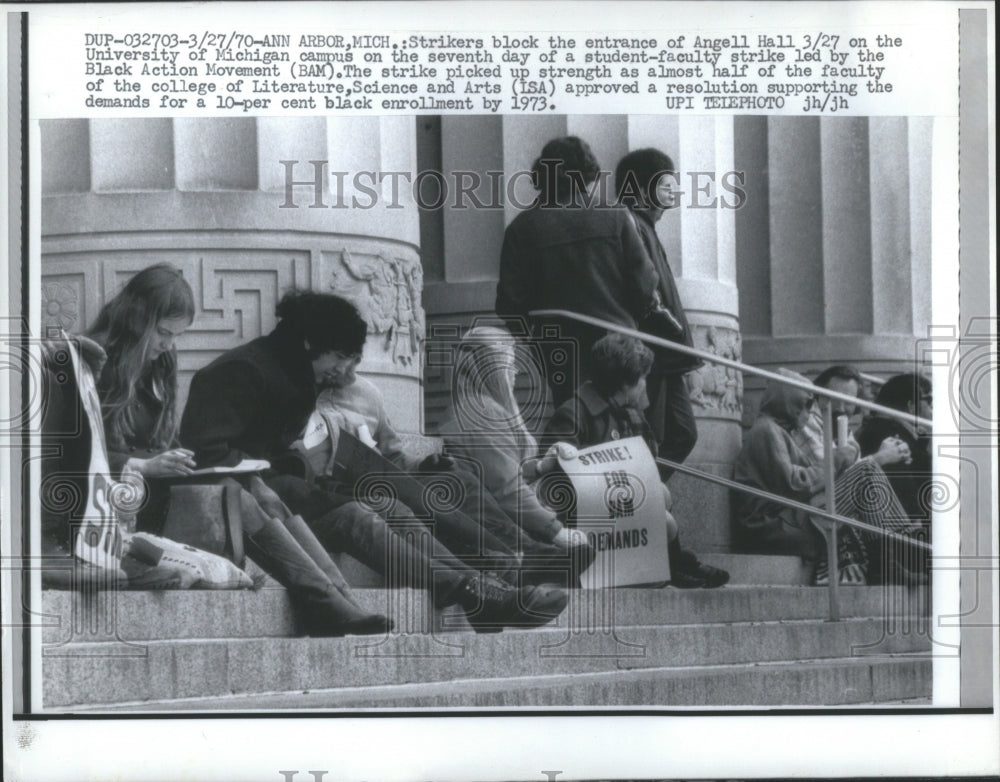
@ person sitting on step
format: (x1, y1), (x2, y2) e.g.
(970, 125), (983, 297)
(857, 372), (934, 532)
(733, 369), (925, 586)
(180, 288), (568, 631)
(542, 333), (729, 588)
(439, 326), (596, 585)
(306, 345), (579, 579)
(85, 263), (389, 636)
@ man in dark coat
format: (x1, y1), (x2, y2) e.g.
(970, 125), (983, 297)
(615, 148), (702, 475)
(495, 136), (662, 409)
(180, 291), (568, 630)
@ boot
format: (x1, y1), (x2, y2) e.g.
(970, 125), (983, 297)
(668, 538), (729, 589)
(244, 515), (392, 637)
(451, 573), (568, 633)
(280, 513), (365, 610)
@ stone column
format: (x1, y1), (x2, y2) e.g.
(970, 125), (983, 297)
(736, 116), (933, 414)
(40, 116), (425, 432)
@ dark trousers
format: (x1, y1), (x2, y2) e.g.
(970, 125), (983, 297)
(449, 462), (564, 558)
(739, 516), (827, 564)
(644, 370), (698, 477)
(265, 472), (480, 602)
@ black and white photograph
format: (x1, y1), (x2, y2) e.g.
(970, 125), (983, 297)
(2, 2), (996, 780)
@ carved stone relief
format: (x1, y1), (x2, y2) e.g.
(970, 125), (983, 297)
(328, 249), (426, 367)
(686, 324), (744, 417)
(41, 281), (80, 335)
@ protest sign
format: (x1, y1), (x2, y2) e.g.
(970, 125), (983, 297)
(558, 435), (670, 588)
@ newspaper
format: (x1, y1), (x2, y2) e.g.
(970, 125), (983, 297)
(1, 1), (996, 780)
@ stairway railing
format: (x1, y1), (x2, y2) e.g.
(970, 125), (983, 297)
(530, 309), (932, 621)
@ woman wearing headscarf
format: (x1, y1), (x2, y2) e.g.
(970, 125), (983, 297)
(439, 326), (592, 566)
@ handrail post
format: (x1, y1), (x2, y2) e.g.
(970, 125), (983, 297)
(822, 401), (841, 621)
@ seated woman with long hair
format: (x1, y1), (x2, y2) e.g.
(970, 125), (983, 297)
(86, 263), (390, 636)
(439, 326), (593, 581)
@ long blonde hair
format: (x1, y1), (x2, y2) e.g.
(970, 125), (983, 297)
(452, 326), (535, 450)
(86, 264), (194, 449)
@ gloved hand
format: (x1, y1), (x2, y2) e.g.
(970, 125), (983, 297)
(641, 305), (684, 341)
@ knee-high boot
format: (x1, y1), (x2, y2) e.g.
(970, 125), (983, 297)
(243, 512), (392, 637)
(308, 501), (483, 608)
(308, 502), (571, 632)
(279, 513), (368, 611)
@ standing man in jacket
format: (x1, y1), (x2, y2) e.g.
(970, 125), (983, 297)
(496, 136), (662, 409)
(615, 148), (702, 475)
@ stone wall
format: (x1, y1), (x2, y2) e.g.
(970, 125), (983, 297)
(40, 117), (425, 432)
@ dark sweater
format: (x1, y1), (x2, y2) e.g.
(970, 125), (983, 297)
(180, 322), (317, 469)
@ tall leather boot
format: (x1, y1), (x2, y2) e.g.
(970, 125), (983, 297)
(308, 502), (568, 632)
(243, 513), (392, 637)
(279, 513), (367, 611)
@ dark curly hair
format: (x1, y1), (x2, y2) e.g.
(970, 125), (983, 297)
(275, 291), (367, 358)
(531, 136), (601, 204)
(874, 373), (931, 413)
(590, 333), (654, 396)
(813, 364), (864, 389)
(615, 148), (676, 210)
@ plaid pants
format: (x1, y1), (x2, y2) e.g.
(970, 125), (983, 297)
(813, 458), (924, 583)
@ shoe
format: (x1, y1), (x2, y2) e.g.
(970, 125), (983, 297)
(457, 574), (568, 633)
(669, 570), (707, 589)
(517, 583), (570, 626)
(668, 541), (728, 589)
(520, 540), (596, 588)
(669, 549), (730, 589)
(299, 594), (394, 637)
(690, 562), (730, 588)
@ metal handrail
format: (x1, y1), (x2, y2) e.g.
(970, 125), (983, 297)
(529, 308), (931, 620)
(859, 371), (885, 388)
(529, 309), (932, 430)
(655, 456), (931, 552)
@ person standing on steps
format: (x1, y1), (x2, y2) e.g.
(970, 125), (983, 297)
(615, 148), (702, 478)
(495, 135), (664, 409)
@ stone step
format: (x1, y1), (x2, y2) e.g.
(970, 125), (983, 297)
(43, 616), (931, 708)
(699, 553), (810, 585)
(74, 655), (931, 711)
(334, 552), (812, 588)
(40, 584), (926, 644)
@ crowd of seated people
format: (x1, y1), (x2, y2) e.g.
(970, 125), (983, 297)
(40, 134), (933, 642)
(733, 365), (932, 586)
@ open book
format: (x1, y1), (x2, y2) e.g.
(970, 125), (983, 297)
(188, 459), (270, 476)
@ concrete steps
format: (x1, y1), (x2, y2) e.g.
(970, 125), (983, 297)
(333, 552), (810, 587)
(41, 584), (919, 643)
(42, 586), (931, 709)
(39, 545), (932, 710)
(74, 655), (931, 711)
